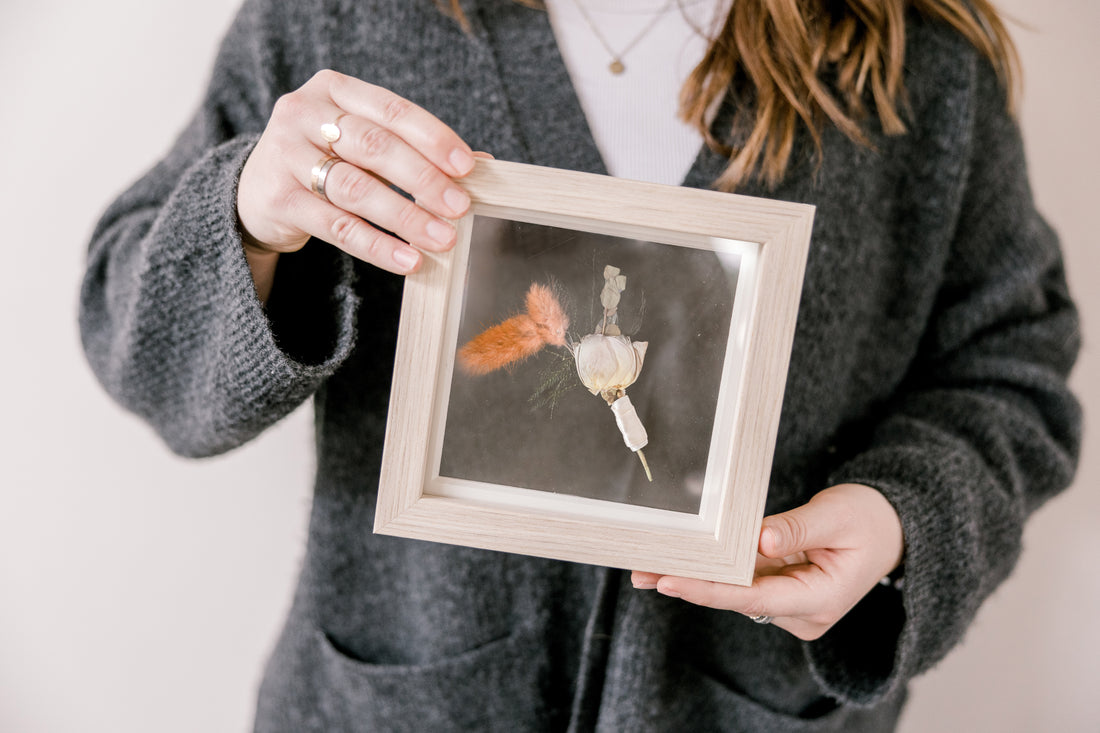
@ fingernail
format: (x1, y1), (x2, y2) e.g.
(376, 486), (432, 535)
(632, 580), (658, 590)
(443, 187), (470, 217)
(393, 246), (420, 270)
(449, 148), (475, 176)
(657, 583), (682, 599)
(426, 219), (455, 247)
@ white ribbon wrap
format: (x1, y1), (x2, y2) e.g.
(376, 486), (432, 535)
(610, 395), (648, 452)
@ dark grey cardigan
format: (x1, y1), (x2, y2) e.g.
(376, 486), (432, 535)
(79, 0), (1081, 730)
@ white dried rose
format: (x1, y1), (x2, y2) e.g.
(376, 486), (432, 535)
(573, 333), (648, 399)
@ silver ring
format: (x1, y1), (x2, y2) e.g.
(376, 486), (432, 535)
(310, 155), (341, 203)
(749, 615), (773, 625)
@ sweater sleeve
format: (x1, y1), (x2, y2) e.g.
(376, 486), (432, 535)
(78, 0), (359, 458)
(801, 54), (1082, 704)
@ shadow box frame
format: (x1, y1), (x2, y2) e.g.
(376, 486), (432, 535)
(374, 158), (814, 585)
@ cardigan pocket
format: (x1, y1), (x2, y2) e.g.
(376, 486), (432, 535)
(313, 624), (550, 732)
(649, 664), (902, 733)
(688, 669), (844, 731)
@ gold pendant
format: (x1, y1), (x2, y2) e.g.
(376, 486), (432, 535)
(609, 59), (625, 75)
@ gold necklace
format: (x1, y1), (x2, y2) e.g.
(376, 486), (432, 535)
(569, 0), (678, 75)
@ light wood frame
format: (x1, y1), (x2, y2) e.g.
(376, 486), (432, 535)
(375, 159), (813, 585)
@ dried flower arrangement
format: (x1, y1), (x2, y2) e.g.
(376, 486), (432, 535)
(457, 265), (653, 480)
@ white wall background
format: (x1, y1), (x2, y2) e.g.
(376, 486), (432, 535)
(0, 1), (1095, 731)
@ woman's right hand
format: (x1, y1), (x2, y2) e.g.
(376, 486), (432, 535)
(236, 69), (477, 301)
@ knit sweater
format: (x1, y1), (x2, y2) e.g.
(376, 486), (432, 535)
(79, 0), (1081, 730)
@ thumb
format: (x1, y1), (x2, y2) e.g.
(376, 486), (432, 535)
(759, 495), (843, 558)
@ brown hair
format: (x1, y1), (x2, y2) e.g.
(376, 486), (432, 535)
(439, 0), (1018, 191)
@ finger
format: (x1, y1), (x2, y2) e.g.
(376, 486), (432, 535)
(656, 565), (828, 619)
(283, 139), (458, 254)
(319, 71), (476, 178)
(275, 76), (473, 221)
(283, 185), (423, 274)
(754, 550), (807, 576)
(631, 571), (661, 589)
(285, 101), (470, 223)
(759, 493), (853, 559)
(651, 571), (838, 641)
(317, 159), (458, 253)
(325, 113), (471, 220)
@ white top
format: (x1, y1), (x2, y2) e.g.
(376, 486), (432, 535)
(544, 0), (729, 185)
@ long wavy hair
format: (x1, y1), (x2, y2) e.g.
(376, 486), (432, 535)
(439, 0), (1018, 191)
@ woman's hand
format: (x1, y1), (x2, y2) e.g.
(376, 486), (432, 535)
(631, 483), (904, 641)
(236, 69), (478, 301)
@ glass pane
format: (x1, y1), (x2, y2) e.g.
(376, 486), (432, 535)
(437, 215), (740, 515)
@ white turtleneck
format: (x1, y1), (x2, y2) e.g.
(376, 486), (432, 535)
(544, 0), (729, 185)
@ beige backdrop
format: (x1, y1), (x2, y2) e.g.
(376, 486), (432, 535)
(0, 1), (1095, 731)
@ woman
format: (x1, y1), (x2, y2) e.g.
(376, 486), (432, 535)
(79, 0), (1080, 730)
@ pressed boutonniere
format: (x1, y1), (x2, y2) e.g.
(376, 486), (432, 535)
(457, 265), (652, 481)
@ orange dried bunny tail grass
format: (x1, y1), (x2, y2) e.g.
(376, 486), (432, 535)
(457, 283), (570, 375)
(525, 283), (570, 347)
(458, 315), (544, 375)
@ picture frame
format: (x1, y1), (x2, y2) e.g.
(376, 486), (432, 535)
(375, 159), (814, 585)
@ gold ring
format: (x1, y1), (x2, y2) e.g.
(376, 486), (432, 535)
(320, 114), (349, 154)
(310, 155), (341, 203)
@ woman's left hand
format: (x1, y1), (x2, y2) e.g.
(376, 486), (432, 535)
(631, 483), (904, 640)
